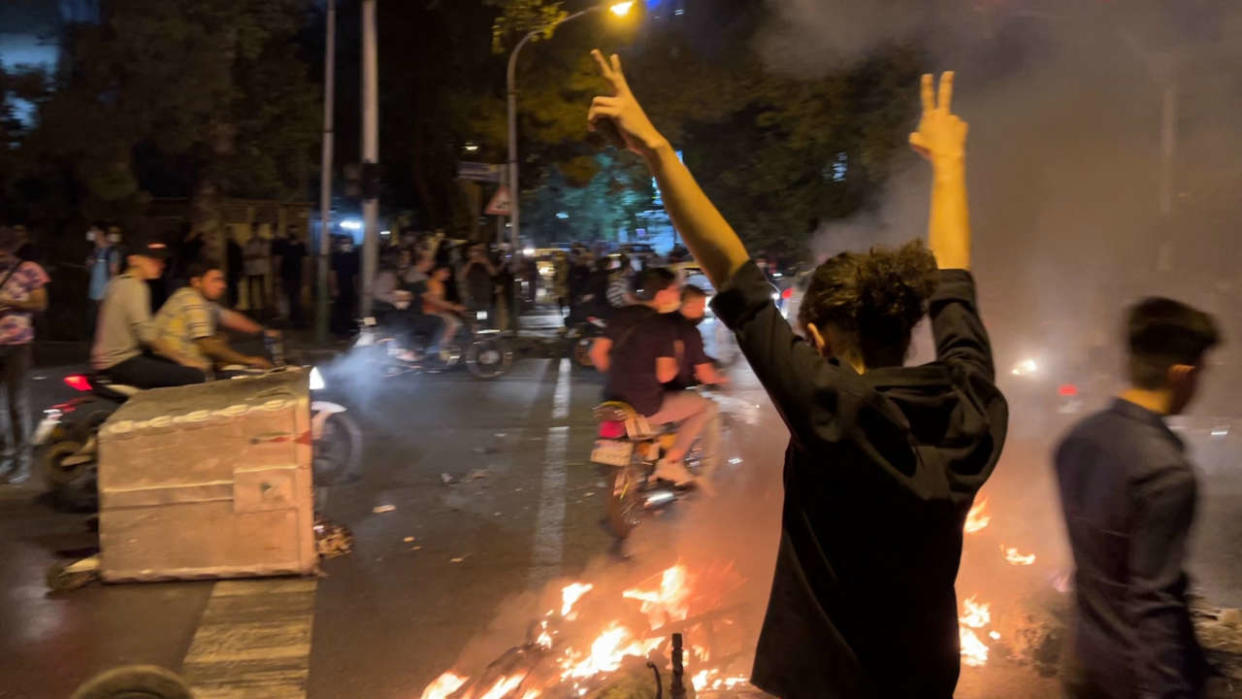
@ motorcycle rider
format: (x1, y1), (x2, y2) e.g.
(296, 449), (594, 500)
(153, 259), (275, 373)
(373, 250), (444, 359)
(665, 284), (728, 390)
(590, 267), (718, 486)
(91, 228), (208, 388)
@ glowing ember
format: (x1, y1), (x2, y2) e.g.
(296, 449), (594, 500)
(691, 669), (751, 692)
(535, 620), (554, 650)
(1001, 545), (1036, 566)
(959, 596), (991, 628)
(959, 627), (990, 667)
(561, 582), (594, 618)
(622, 564), (691, 629)
(520, 691), (541, 699)
(964, 497), (991, 533)
(989, 631), (1001, 640)
(478, 673), (527, 699)
(420, 671), (467, 699)
(558, 622), (663, 680)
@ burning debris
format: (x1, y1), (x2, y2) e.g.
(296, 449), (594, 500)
(420, 563), (753, 698)
(313, 516), (354, 559)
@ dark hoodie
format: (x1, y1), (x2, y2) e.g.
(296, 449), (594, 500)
(711, 262), (1008, 698)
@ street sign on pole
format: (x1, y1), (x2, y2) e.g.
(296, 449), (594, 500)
(457, 162), (504, 183)
(485, 186), (512, 216)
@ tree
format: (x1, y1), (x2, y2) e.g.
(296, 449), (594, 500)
(483, 0), (924, 257)
(9, 0), (319, 247)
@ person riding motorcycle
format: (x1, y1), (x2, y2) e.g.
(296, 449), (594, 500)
(590, 267), (718, 486)
(90, 229), (207, 389)
(664, 284), (728, 391)
(152, 259), (276, 374)
(373, 250), (446, 358)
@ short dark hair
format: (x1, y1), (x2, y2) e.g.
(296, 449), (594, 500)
(798, 240), (938, 368)
(187, 258), (222, 280)
(1126, 297), (1220, 389)
(633, 267), (677, 302)
(682, 284), (708, 302)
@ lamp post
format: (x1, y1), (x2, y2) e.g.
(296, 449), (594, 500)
(505, 1), (634, 280)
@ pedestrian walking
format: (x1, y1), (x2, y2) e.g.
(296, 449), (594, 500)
(0, 226), (50, 485)
(1055, 298), (1221, 699)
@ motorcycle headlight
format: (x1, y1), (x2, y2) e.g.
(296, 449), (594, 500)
(476, 310), (488, 321)
(309, 366), (326, 391)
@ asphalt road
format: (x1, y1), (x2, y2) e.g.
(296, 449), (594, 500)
(1, 330), (1239, 698)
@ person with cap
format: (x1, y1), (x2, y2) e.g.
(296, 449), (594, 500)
(90, 226), (207, 389)
(0, 225), (49, 485)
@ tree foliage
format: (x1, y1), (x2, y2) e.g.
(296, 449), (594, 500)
(482, 0), (924, 258)
(7, 0), (319, 234)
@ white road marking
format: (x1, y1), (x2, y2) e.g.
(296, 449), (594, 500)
(530, 359), (572, 587)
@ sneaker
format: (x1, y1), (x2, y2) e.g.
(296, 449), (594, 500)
(653, 458), (696, 486)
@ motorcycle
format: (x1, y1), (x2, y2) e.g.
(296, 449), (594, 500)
(353, 307), (514, 380)
(36, 350), (362, 492)
(589, 400), (707, 540)
(566, 315), (607, 369)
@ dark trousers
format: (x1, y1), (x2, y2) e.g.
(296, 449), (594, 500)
(103, 354), (206, 390)
(0, 344), (32, 462)
(282, 277), (304, 324)
(86, 299), (102, 342)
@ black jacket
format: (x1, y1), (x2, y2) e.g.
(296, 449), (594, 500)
(1055, 399), (1207, 698)
(712, 262), (1008, 698)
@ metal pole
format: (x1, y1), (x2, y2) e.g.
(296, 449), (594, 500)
(316, 0), (336, 342)
(360, 0), (380, 317)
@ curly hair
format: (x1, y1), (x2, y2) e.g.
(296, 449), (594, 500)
(797, 240), (937, 368)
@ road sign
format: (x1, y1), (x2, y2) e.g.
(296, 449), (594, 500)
(457, 162), (504, 183)
(485, 186), (511, 216)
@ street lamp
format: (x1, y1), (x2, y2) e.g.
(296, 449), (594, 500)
(506, 0), (634, 263)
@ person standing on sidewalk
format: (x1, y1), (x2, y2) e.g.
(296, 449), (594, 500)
(272, 230), (307, 327)
(243, 229), (271, 318)
(86, 223), (121, 339)
(0, 226), (49, 485)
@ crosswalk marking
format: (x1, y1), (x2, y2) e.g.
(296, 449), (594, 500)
(182, 578), (318, 698)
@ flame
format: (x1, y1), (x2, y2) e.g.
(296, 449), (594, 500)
(989, 631), (1001, 640)
(621, 564), (691, 629)
(964, 497), (991, 533)
(520, 692), (540, 699)
(478, 673), (527, 699)
(959, 596), (991, 628)
(561, 582), (594, 618)
(558, 622), (663, 681)
(535, 620), (554, 650)
(1001, 545), (1036, 566)
(420, 671), (467, 699)
(691, 669), (750, 692)
(959, 627), (990, 667)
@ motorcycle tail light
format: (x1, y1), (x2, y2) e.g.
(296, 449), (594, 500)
(781, 287), (793, 300)
(598, 421), (626, 439)
(64, 374), (92, 392)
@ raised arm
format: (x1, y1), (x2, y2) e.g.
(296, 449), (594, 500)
(910, 72), (970, 270)
(587, 51), (748, 289)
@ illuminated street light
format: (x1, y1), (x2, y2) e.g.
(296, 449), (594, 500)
(609, 2), (635, 17)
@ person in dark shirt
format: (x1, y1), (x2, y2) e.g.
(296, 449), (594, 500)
(588, 54), (1007, 697)
(590, 267), (719, 485)
(272, 232), (307, 327)
(330, 236), (360, 337)
(664, 284), (727, 391)
(1055, 298), (1221, 699)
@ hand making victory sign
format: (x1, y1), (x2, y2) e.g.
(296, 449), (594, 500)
(587, 50), (669, 158)
(910, 71), (972, 270)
